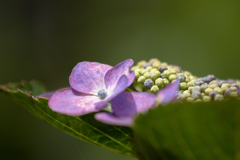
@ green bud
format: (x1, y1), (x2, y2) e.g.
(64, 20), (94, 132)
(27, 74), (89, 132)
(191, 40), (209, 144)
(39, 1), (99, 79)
(152, 70), (161, 78)
(205, 88), (213, 95)
(221, 86), (228, 92)
(135, 72), (141, 79)
(152, 61), (161, 68)
(214, 94), (224, 101)
(150, 85), (160, 94)
(230, 87), (237, 91)
(186, 97), (194, 102)
(163, 70), (171, 78)
(155, 78), (164, 88)
(140, 69), (148, 75)
(131, 66), (139, 71)
(170, 69), (177, 74)
(188, 81), (195, 87)
(149, 58), (160, 64)
(180, 82), (188, 90)
(137, 60), (147, 67)
(188, 86), (194, 93)
(183, 71), (191, 76)
(183, 90), (190, 95)
(143, 72), (150, 79)
(222, 83), (230, 88)
(195, 99), (202, 103)
(169, 74), (177, 82)
(146, 66), (153, 71)
(149, 72), (158, 81)
(209, 84), (218, 89)
(185, 76), (190, 82)
(135, 69), (142, 73)
(214, 87), (223, 94)
(163, 78), (169, 86)
(189, 75), (196, 80)
(230, 92), (238, 98)
(137, 76), (146, 84)
(203, 96), (211, 102)
(178, 94), (188, 100)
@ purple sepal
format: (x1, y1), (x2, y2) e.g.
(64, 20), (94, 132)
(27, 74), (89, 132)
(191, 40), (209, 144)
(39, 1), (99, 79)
(111, 92), (156, 117)
(104, 59), (134, 90)
(156, 79), (180, 105)
(94, 112), (134, 126)
(95, 92), (155, 126)
(69, 62), (112, 95)
(48, 88), (107, 116)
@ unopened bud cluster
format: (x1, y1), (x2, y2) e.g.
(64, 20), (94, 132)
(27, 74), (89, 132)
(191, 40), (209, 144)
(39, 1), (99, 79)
(131, 58), (240, 102)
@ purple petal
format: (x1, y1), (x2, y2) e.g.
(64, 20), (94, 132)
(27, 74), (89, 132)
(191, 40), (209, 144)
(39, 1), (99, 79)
(156, 79), (180, 105)
(69, 62), (112, 95)
(95, 112), (134, 126)
(104, 59), (135, 91)
(48, 88), (107, 116)
(237, 87), (240, 96)
(95, 75), (129, 106)
(36, 91), (55, 99)
(111, 92), (156, 117)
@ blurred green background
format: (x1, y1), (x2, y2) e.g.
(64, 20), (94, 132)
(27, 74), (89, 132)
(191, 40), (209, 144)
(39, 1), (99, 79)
(1, 0), (240, 160)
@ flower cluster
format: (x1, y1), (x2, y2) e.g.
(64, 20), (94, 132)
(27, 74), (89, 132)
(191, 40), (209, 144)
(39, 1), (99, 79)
(39, 59), (180, 126)
(131, 58), (240, 102)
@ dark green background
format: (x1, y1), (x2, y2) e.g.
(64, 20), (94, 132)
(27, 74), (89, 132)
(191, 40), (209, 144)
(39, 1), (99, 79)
(1, 1), (240, 160)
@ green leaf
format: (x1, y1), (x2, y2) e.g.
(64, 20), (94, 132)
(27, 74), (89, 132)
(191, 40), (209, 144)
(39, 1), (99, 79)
(0, 81), (135, 157)
(133, 100), (240, 160)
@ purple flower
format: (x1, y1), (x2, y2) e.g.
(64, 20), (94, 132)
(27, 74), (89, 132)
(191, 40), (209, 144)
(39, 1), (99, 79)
(48, 59), (135, 116)
(95, 80), (180, 126)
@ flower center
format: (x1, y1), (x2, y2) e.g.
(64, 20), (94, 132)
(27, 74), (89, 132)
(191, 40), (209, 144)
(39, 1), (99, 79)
(97, 89), (107, 99)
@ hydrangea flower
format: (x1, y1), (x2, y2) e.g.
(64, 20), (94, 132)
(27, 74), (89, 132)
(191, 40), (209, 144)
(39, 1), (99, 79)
(95, 80), (180, 126)
(48, 59), (135, 116)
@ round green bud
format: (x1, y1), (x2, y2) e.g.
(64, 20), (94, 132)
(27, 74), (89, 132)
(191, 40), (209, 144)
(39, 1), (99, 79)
(214, 87), (223, 94)
(201, 93), (206, 96)
(186, 97), (194, 102)
(195, 99), (202, 103)
(152, 61), (161, 68)
(185, 76), (190, 83)
(135, 68), (142, 73)
(150, 85), (160, 94)
(222, 83), (230, 88)
(169, 74), (177, 82)
(163, 70), (171, 78)
(183, 90), (190, 95)
(188, 81), (195, 87)
(140, 69), (148, 75)
(189, 75), (196, 80)
(135, 72), (140, 79)
(180, 82), (188, 90)
(183, 71), (192, 76)
(209, 84), (218, 89)
(230, 92), (238, 98)
(149, 58), (160, 64)
(150, 68), (158, 72)
(205, 88), (213, 95)
(131, 66), (139, 71)
(178, 94), (188, 100)
(143, 72), (150, 79)
(188, 86), (194, 93)
(151, 70), (161, 78)
(137, 76), (146, 84)
(161, 62), (168, 66)
(230, 87), (237, 91)
(221, 85), (228, 92)
(163, 78), (169, 86)
(137, 60), (147, 67)
(170, 69), (177, 74)
(155, 78), (164, 88)
(146, 66), (153, 71)
(203, 96), (211, 102)
(214, 94), (224, 102)
(149, 72), (158, 81)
